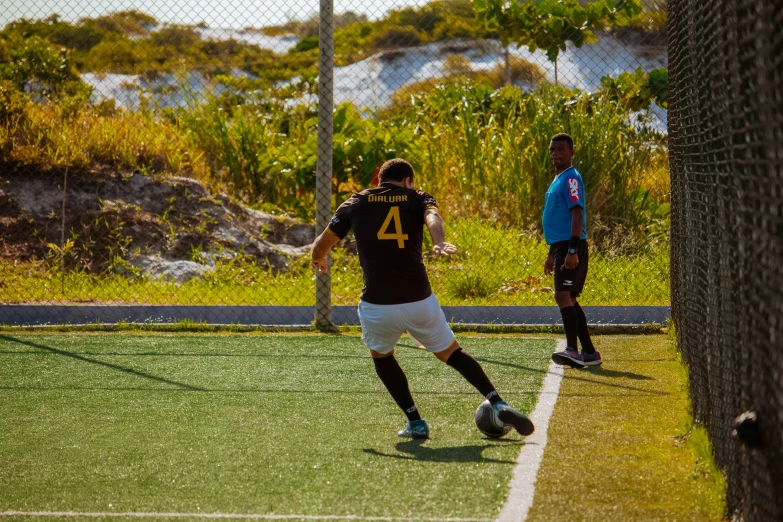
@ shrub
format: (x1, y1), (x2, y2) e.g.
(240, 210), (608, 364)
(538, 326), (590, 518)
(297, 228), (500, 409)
(390, 56), (544, 107)
(446, 269), (500, 299)
(151, 25), (200, 50)
(396, 6), (444, 32)
(432, 16), (483, 40)
(94, 10), (157, 35)
(442, 54), (472, 76)
(371, 27), (424, 49)
(0, 80), (29, 123)
(0, 34), (84, 98)
(292, 35), (319, 53)
(1, 15), (106, 53)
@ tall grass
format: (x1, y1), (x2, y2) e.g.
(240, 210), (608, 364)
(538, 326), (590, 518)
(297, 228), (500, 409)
(1, 219), (670, 306)
(399, 82), (668, 242)
(177, 99), (317, 216)
(1, 101), (207, 177)
(1, 79), (667, 245)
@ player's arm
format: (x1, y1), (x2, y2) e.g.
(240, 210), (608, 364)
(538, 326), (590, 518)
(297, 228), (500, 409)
(311, 230), (341, 274)
(544, 247), (555, 275)
(424, 207), (457, 257)
(313, 196), (355, 273)
(563, 206), (583, 269)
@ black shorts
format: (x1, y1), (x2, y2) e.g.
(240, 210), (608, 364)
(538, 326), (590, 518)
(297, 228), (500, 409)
(550, 239), (589, 296)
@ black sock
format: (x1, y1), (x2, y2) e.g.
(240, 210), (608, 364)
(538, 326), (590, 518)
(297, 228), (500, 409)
(372, 355), (421, 421)
(560, 306), (579, 350)
(446, 348), (502, 404)
(573, 301), (596, 354)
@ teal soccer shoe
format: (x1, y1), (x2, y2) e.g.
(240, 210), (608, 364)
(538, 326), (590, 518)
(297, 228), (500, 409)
(397, 419), (430, 439)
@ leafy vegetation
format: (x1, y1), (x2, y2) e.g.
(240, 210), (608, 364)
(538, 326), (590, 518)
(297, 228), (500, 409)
(0, 1), (670, 305)
(474, 0), (643, 61)
(600, 66), (668, 110)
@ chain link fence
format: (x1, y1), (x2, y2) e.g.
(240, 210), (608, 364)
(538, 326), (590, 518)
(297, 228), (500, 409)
(0, 0), (670, 326)
(669, 0), (783, 520)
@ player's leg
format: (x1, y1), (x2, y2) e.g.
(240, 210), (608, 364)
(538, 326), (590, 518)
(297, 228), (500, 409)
(405, 294), (534, 436)
(569, 241), (601, 365)
(434, 341), (534, 436)
(370, 349), (428, 438)
(572, 296), (602, 365)
(551, 242), (585, 368)
(359, 300), (428, 438)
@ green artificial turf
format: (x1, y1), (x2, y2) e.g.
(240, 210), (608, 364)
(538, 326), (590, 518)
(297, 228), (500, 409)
(0, 334), (553, 520)
(527, 335), (726, 522)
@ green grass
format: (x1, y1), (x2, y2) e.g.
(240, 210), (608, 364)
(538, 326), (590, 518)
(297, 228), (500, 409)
(1, 220), (669, 307)
(528, 335), (726, 522)
(0, 333), (553, 519)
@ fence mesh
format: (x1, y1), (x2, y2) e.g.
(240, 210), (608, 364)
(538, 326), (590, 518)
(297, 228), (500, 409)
(0, 0), (669, 326)
(669, 0), (783, 520)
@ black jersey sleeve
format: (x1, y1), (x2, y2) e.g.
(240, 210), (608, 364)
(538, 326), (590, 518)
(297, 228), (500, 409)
(326, 194), (357, 239)
(415, 191), (439, 218)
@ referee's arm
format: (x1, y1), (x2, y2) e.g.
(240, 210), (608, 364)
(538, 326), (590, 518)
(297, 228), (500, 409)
(570, 206), (583, 238)
(563, 206), (583, 270)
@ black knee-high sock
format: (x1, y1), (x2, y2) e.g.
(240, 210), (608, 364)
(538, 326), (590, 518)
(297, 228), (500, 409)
(446, 348), (502, 404)
(372, 355), (421, 421)
(560, 306), (579, 350)
(573, 301), (596, 354)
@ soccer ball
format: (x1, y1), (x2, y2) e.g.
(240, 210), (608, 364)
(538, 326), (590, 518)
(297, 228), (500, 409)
(475, 399), (512, 439)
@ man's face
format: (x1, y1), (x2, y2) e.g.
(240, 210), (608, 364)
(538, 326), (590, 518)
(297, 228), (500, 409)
(549, 140), (575, 170)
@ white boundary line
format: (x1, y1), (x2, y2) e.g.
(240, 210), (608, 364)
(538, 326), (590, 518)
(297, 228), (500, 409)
(496, 339), (565, 522)
(0, 512), (491, 521)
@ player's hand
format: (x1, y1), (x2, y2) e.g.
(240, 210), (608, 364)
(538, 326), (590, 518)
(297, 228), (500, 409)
(564, 253), (579, 270)
(312, 256), (329, 274)
(544, 255), (555, 275)
(433, 242), (457, 257)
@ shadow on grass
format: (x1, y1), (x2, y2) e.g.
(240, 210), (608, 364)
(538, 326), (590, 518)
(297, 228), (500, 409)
(363, 439), (520, 464)
(397, 342), (663, 395)
(0, 385), (536, 396)
(0, 350), (371, 359)
(0, 335), (205, 391)
(582, 366), (654, 380)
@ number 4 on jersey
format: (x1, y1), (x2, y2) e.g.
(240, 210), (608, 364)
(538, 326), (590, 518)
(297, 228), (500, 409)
(377, 206), (408, 248)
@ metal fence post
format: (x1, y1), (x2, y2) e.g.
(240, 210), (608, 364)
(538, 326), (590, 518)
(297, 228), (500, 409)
(315, 0), (335, 331)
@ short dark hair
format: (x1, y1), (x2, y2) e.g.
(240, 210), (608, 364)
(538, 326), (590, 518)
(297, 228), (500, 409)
(378, 158), (414, 183)
(551, 133), (574, 149)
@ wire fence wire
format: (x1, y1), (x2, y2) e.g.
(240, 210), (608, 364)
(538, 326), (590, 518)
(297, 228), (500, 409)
(0, 1), (670, 326)
(669, 0), (783, 520)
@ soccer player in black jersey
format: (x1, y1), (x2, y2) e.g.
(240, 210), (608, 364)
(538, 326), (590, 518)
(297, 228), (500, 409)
(311, 158), (534, 439)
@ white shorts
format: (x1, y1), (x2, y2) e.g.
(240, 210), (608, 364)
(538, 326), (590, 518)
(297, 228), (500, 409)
(358, 292), (456, 355)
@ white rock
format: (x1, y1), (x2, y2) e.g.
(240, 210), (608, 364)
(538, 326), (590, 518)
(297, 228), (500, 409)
(131, 256), (213, 283)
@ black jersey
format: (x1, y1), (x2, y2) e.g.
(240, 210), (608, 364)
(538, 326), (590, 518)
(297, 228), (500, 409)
(326, 182), (439, 305)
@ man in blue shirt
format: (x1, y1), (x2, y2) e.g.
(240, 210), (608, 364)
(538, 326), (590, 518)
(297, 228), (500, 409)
(542, 133), (602, 368)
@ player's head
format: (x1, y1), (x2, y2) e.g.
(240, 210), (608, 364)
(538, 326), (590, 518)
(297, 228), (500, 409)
(549, 133), (575, 171)
(378, 158), (414, 187)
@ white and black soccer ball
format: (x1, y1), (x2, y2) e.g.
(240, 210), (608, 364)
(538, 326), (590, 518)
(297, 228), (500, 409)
(475, 399), (512, 439)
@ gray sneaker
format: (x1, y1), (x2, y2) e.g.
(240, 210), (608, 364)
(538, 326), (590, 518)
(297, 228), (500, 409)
(552, 347), (585, 368)
(581, 351), (602, 366)
(397, 419), (429, 439)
